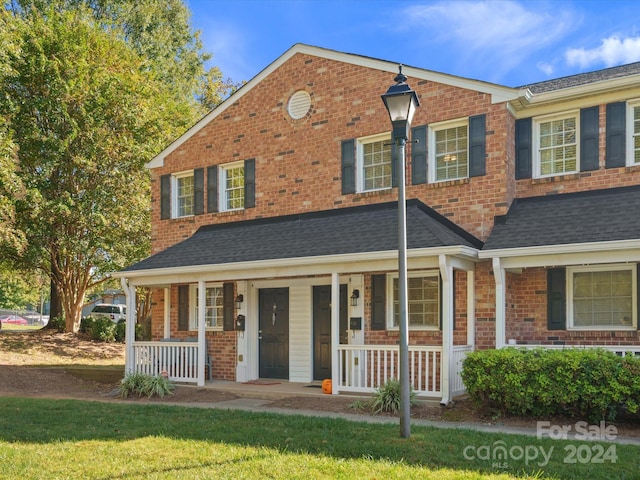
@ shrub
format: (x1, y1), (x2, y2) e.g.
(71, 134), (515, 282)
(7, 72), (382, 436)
(369, 378), (417, 414)
(462, 348), (640, 421)
(118, 373), (174, 399)
(88, 317), (116, 343)
(79, 316), (95, 334)
(48, 316), (65, 333)
(114, 319), (126, 343)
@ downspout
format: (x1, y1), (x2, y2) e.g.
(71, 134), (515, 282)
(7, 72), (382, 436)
(121, 278), (136, 375)
(331, 272), (340, 394)
(439, 254), (453, 406)
(197, 280), (206, 386)
(493, 257), (506, 349)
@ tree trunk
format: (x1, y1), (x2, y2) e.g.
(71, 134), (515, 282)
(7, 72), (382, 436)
(46, 276), (62, 328)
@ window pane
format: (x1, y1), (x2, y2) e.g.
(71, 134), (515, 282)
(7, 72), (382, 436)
(572, 270), (633, 327)
(195, 287), (224, 328)
(435, 125), (468, 181)
(392, 276), (439, 327)
(224, 166), (245, 210)
(363, 139), (391, 191)
(177, 175), (194, 217)
(538, 116), (577, 175)
(634, 106), (640, 164)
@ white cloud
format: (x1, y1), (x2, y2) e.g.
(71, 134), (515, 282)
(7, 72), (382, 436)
(536, 61), (555, 76)
(402, 0), (575, 81)
(566, 35), (640, 69)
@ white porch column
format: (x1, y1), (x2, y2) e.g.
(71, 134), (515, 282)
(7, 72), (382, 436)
(493, 257), (506, 349)
(197, 280), (206, 386)
(439, 255), (454, 405)
(121, 278), (136, 375)
(331, 272), (340, 394)
(467, 270), (475, 348)
(163, 287), (170, 339)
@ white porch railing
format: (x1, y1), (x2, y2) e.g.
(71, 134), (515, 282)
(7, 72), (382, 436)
(450, 345), (473, 398)
(336, 345), (443, 397)
(132, 341), (200, 384)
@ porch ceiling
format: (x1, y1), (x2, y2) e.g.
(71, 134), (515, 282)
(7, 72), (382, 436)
(121, 199), (482, 276)
(482, 185), (640, 253)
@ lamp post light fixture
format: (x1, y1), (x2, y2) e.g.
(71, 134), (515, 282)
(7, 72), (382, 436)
(381, 65), (420, 439)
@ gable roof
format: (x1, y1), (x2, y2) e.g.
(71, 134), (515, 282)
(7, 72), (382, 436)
(146, 43), (518, 169)
(123, 200), (482, 273)
(482, 185), (640, 252)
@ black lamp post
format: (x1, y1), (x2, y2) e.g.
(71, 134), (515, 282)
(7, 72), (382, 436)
(381, 65), (420, 439)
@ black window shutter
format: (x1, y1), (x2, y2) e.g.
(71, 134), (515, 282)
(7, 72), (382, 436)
(371, 274), (386, 331)
(178, 285), (189, 331)
(468, 114), (486, 177)
(244, 158), (256, 209)
(580, 106), (599, 171)
(194, 168), (204, 215)
(515, 118), (532, 179)
(223, 282), (235, 331)
(160, 174), (171, 219)
(341, 139), (356, 194)
(606, 102), (626, 168)
(411, 125), (427, 184)
(547, 268), (566, 330)
(207, 166), (218, 213)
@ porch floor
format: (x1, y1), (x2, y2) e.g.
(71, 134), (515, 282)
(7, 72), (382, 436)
(181, 379), (442, 405)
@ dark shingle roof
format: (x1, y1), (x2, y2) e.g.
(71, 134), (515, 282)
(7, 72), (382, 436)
(519, 62), (640, 94)
(483, 186), (640, 251)
(124, 200), (482, 272)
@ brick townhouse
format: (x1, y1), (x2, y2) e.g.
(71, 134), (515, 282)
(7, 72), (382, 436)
(114, 44), (640, 404)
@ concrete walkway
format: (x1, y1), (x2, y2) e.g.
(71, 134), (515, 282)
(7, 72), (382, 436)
(160, 381), (640, 446)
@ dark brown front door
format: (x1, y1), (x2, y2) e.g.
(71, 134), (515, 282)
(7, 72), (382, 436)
(259, 288), (289, 379)
(312, 284), (347, 381)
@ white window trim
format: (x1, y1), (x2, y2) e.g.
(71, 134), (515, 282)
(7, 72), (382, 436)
(567, 264), (637, 331)
(532, 110), (580, 179)
(428, 118), (469, 183)
(356, 132), (392, 193)
(385, 270), (440, 331)
(626, 99), (640, 166)
(171, 170), (194, 218)
(189, 284), (224, 331)
(219, 161), (245, 212)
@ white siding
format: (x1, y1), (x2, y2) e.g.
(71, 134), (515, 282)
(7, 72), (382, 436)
(288, 285), (312, 382)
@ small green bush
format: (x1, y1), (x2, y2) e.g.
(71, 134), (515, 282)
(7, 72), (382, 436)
(118, 373), (174, 399)
(369, 378), (417, 414)
(114, 319), (126, 343)
(48, 316), (65, 333)
(88, 317), (116, 343)
(462, 347), (640, 421)
(79, 316), (95, 334)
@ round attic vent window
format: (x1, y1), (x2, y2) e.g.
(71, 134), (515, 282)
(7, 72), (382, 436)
(287, 90), (311, 120)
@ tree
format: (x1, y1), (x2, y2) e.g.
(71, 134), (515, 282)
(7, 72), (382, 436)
(0, 4), (198, 331)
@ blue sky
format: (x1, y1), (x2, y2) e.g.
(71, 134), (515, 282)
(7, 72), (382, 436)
(186, 0), (640, 88)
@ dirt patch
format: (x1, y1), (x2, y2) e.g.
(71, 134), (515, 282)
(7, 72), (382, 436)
(1, 330), (639, 438)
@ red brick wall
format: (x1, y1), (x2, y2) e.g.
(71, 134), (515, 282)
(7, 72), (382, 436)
(150, 53), (512, 255)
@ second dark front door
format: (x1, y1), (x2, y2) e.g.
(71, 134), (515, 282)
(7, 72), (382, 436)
(259, 288), (289, 379)
(312, 284), (347, 381)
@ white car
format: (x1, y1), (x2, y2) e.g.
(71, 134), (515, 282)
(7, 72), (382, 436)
(90, 304), (126, 323)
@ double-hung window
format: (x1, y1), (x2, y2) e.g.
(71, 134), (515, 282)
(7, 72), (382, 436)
(627, 100), (640, 165)
(534, 112), (579, 177)
(568, 265), (636, 329)
(429, 120), (468, 182)
(173, 171), (194, 217)
(357, 133), (392, 192)
(387, 272), (440, 329)
(189, 284), (224, 330)
(220, 162), (245, 211)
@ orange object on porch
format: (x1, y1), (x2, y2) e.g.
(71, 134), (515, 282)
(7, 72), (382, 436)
(322, 378), (332, 394)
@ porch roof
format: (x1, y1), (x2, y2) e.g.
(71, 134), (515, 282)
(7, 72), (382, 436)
(123, 199), (482, 273)
(482, 185), (640, 252)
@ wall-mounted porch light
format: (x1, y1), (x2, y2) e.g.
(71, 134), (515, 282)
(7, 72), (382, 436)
(350, 289), (360, 307)
(235, 294), (244, 309)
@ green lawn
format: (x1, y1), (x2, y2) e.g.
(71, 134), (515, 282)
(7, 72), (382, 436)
(0, 397), (637, 479)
